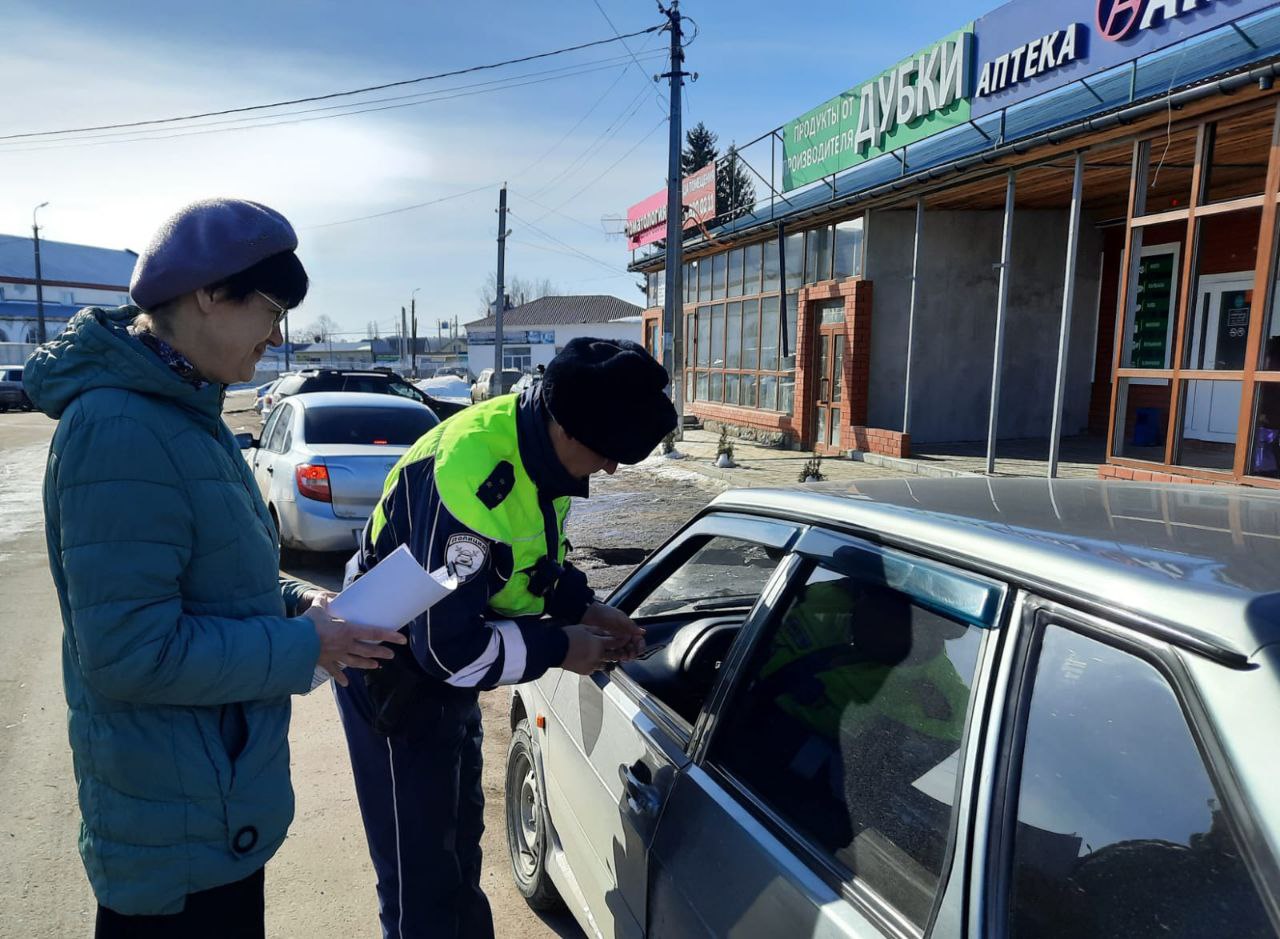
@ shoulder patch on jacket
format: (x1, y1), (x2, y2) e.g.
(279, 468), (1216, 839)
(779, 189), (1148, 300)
(445, 533), (489, 582)
(476, 461), (516, 510)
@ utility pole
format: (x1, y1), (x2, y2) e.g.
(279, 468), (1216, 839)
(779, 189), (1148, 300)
(658, 1), (689, 437)
(400, 306), (408, 371)
(410, 287), (421, 378)
(493, 183), (508, 396)
(32, 202), (49, 345)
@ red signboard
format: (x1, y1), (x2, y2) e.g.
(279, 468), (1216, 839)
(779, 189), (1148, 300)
(625, 162), (716, 251)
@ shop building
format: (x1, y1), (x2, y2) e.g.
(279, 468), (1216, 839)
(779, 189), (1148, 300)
(630, 0), (1280, 488)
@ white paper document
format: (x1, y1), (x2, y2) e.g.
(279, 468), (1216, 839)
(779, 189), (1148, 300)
(308, 544), (457, 691)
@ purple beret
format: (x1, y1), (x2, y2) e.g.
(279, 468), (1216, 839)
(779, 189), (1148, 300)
(129, 198), (298, 309)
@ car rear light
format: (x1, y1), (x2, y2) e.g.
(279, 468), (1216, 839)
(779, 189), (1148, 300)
(295, 463), (331, 502)
(372, 438), (388, 445)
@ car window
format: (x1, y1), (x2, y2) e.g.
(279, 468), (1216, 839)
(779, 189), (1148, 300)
(386, 380), (426, 402)
(275, 375), (305, 396)
(304, 406), (437, 445)
(633, 536), (783, 617)
(1007, 625), (1271, 939)
(266, 404), (292, 452)
(708, 561), (985, 929)
(258, 405), (285, 448)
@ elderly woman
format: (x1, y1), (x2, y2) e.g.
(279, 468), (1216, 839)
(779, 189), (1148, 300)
(24, 198), (404, 938)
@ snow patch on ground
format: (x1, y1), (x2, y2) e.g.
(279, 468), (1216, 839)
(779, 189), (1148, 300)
(632, 455), (729, 492)
(0, 442), (50, 545)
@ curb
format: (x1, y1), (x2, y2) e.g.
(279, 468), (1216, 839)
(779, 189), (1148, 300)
(847, 450), (981, 479)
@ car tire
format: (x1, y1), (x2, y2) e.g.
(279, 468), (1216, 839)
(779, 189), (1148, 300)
(505, 719), (563, 912)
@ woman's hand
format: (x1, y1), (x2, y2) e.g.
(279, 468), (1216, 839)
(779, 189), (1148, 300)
(304, 596), (407, 687)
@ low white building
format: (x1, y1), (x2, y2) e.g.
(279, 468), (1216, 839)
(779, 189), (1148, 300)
(0, 234), (135, 344)
(464, 295), (643, 378)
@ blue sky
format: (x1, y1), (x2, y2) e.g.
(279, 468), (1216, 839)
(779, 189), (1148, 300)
(1, 0), (991, 337)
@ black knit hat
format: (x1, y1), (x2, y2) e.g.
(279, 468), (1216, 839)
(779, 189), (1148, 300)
(543, 337), (678, 464)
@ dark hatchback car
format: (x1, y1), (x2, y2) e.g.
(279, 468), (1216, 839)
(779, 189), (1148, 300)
(268, 368), (466, 418)
(506, 478), (1280, 939)
(0, 366), (32, 411)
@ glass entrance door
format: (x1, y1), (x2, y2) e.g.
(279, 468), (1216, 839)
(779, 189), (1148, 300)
(1184, 274), (1252, 444)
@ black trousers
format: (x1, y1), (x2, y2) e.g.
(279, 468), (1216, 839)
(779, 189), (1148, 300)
(334, 675), (494, 939)
(94, 867), (264, 939)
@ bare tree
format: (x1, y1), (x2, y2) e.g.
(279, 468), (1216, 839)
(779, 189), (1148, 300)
(477, 273), (559, 314)
(300, 314), (341, 343)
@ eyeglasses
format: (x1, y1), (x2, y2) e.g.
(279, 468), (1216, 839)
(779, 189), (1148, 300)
(255, 290), (288, 327)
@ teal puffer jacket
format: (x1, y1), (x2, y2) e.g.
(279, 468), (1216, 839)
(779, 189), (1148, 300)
(25, 307), (321, 915)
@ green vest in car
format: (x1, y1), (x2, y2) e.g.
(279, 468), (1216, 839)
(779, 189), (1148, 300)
(370, 394), (570, 617)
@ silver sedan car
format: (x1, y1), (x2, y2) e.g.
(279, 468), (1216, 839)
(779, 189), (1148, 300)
(505, 478), (1280, 938)
(240, 392), (437, 552)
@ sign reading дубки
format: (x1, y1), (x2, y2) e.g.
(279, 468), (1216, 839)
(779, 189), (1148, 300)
(780, 0), (1278, 192)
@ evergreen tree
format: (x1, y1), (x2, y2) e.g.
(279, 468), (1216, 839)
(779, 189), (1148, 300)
(681, 121), (718, 177)
(716, 145), (757, 223)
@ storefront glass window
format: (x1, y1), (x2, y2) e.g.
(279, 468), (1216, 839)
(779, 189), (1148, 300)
(697, 306), (711, 367)
(1204, 107), (1274, 205)
(1248, 381), (1280, 479)
(1113, 378), (1171, 462)
(784, 232), (804, 291)
(742, 298), (760, 370)
(742, 374), (758, 410)
(834, 217), (864, 279)
(780, 375), (796, 415)
(710, 371), (723, 403)
(760, 374), (777, 411)
(697, 371), (709, 401)
(727, 248), (744, 298)
(726, 302), (742, 369)
(1176, 379), (1242, 473)
(784, 293), (799, 364)
(710, 303), (725, 369)
(1136, 129), (1198, 217)
(696, 259), (710, 302)
(761, 296), (780, 370)
(725, 373), (740, 407)
(711, 252), (727, 301)
(763, 239), (781, 292)
(743, 243), (763, 296)
(1122, 224), (1186, 370)
(806, 225), (833, 284)
(1183, 208), (1261, 371)
(1260, 217), (1280, 373)
(683, 263), (693, 304)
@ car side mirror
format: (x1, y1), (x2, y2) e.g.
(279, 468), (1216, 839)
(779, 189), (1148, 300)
(235, 432), (258, 450)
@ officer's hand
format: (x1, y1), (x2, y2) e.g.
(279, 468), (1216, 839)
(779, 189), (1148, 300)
(295, 588), (335, 615)
(305, 597), (407, 687)
(560, 625), (612, 675)
(582, 601), (645, 655)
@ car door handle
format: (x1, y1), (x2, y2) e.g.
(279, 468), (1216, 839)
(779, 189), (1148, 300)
(266, 465), (274, 474)
(620, 761), (661, 817)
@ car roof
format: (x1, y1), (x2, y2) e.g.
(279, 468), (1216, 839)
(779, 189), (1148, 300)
(285, 392), (430, 410)
(709, 477), (1280, 660)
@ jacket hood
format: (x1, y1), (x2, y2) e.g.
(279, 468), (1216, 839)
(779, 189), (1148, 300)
(23, 306), (224, 425)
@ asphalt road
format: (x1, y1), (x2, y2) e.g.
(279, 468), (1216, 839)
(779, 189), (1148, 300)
(0, 396), (717, 937)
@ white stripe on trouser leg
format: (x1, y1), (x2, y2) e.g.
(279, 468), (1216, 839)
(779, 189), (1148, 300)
(385, 737), (406, 939)
(494, 620), (527, 684)
(444, 630), (501, 687)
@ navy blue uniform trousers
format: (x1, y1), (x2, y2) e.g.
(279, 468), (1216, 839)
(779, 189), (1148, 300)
(334, 676), (495, 939)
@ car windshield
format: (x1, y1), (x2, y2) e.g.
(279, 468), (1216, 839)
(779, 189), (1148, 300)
(303, 406), (437, 446)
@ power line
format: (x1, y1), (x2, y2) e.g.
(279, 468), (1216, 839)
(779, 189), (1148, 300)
(0, 54), (667, 154)
(532, 114), (667, 221)
(303, 184), (495, 231)
(0, 25), (664, 143)
(529, 83), (652, 198)
(507, 209), (620, 274)
(590, 0), (667, 114)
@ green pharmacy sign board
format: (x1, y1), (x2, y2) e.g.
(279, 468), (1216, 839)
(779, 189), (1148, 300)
(782, 27), (974, 192)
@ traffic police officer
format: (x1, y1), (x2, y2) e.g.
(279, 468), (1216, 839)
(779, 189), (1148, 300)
(334, 337), (677, 938)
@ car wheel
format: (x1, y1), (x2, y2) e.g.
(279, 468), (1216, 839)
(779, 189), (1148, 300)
(505, 719), (563, 911)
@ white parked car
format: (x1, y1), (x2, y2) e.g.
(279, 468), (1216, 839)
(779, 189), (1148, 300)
(238, 392), (438, 552)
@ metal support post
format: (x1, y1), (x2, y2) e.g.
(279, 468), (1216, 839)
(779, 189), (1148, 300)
(1048, 153), (1085, 478)
(32, 202), (49, 344)
(659, 0), (688, 437)
(903, 199), (924, 435)
(986, 171), (1017, 475)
